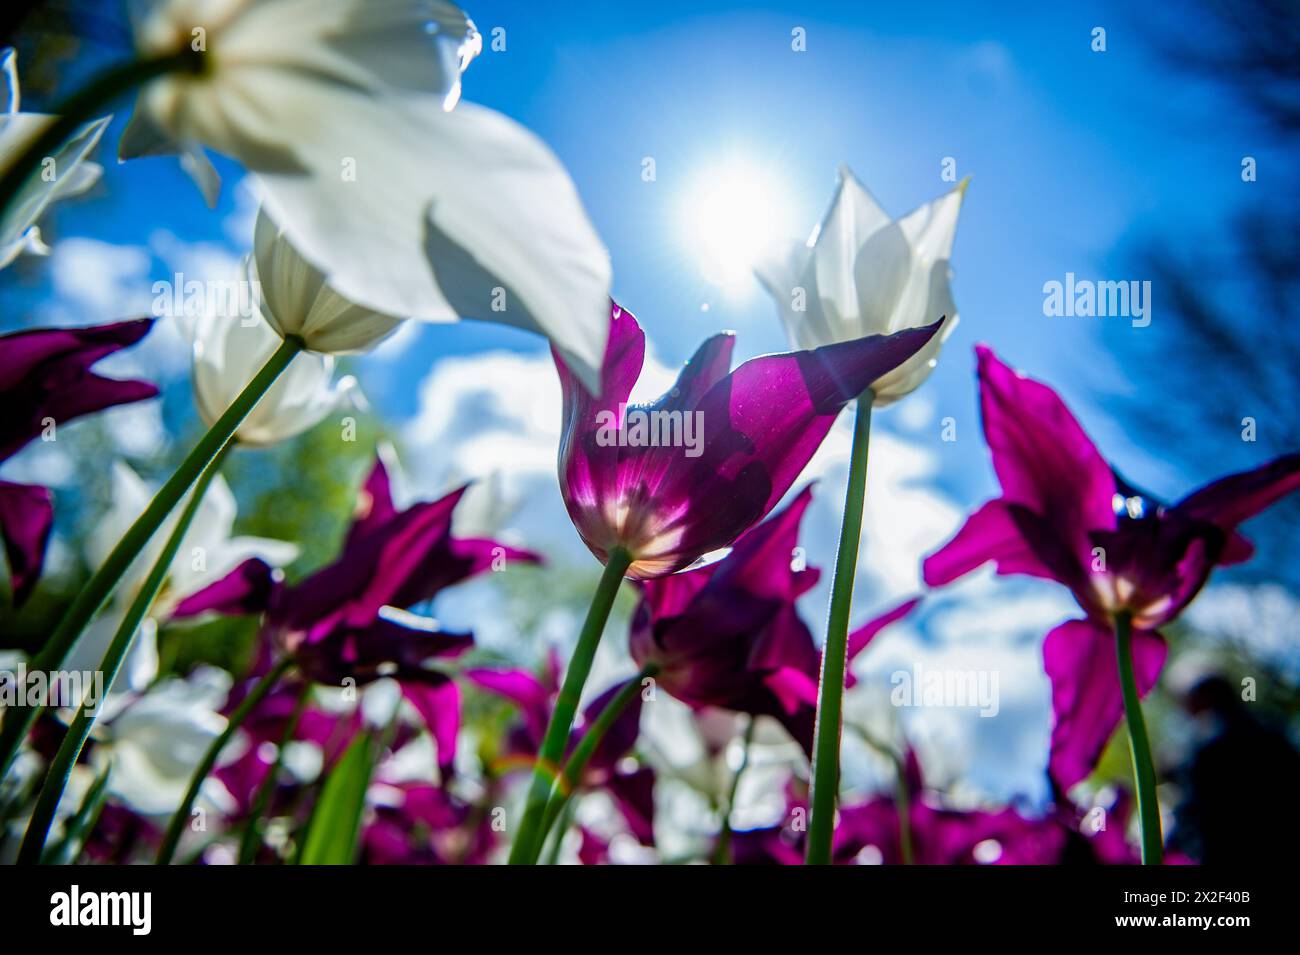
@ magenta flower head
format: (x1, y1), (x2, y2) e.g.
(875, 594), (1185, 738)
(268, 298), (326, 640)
(553, 302), (942, 579)
(0, 319), (158, 604)
(175, 456), (541, 772)
(629, 485), (919, 752)
(923, 346), (1300, 788)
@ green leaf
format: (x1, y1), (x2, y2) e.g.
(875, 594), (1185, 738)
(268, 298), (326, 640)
(296, 732), (376, 865)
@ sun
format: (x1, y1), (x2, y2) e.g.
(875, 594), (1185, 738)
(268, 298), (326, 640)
(679, 158), (799, 297)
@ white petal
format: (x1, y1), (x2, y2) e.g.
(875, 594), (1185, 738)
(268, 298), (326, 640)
(0, 113), (108, 258)
(754, 237), (838, 350)
(809, 166), (893, 326)
(258, 98), (611, 387)
(847, 221), (912, 333)
(250, 208), (405, 354)
(897, 181), (966, 264)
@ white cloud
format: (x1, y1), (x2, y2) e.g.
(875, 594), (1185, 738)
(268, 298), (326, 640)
(46, 238), (152, 319)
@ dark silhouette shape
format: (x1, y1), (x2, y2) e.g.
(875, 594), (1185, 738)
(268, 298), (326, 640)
(1169, 674), (1300, 864)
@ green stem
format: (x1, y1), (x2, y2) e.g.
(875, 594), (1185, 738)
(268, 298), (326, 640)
(0, 51), (203, 223)
(535, 663), (657, 857)
(156, 656), (294, 865)
(893, 755), (915, 866)
(1115, 610), (1163, 865)
(806, 389), (873, 865)
(712, 715), (756, 865)
(237, 682), (311, 865)
(16, 444), (230, 864)
(540, 797), (577, 866)
(508, 548), (631, 865)
(0, 336), (302, 780)
(850, 724), (914, 864)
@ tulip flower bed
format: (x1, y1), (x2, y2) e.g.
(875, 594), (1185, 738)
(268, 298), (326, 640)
(0, 1), (1296, 884)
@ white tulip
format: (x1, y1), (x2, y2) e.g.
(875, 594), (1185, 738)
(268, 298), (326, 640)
(120, 0), (481, 205)
(0, 48), (108, 268)
(249, 206), (405, 354)
(119, 1), (611, 387)
(756, 167), (967, 406)
(96, 666), (232, 816)
(67, 460), (298, 693)
(181, 268), (360, 442)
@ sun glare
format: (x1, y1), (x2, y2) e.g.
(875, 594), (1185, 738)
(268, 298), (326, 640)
(680, 159), (799, 296)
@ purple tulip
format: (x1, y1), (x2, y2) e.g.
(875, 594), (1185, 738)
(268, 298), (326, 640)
(174, 456), (540, 772)
(923, 346), (1300, 789)
(628, 485), (919, 752)
(0, 319), (158, 603)
(466, 661), (655, 847)
(553, 302), (942, 579)
(362, 781), (499, 865)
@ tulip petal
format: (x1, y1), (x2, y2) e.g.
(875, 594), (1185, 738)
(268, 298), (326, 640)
(170, 557), (278, 619)
(0, 479), (52, 605)
(575, 679), (644, 774)
(652, 320), (942, 563)
(0, 319), (159, 462)
(1176, 452), (1300, 563)
(975, 345), (1116, 568)
(846, 596), (920, 662)
(1043, 618), (1166, 790)
(923, 499), (1059, 587)
(651, 332), (736, 415)
(606, 765), (656, 846)
(464, 667), (551, 742)
(259, 99), (611, 386)
(817, 168), (895, 333)
(401, 677), (461, 776)
(346, 456), (400, 548)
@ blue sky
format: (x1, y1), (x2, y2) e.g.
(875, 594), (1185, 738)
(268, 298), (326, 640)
(6, 0), (1267, 508)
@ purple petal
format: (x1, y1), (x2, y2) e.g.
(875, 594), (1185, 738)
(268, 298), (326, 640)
(278, 489), (461, 635)
(651, 332), (736, 414)
(645, 320), (941, 571)
(846, 596), (920, 663)
(0, 320), (159, 463)
(1043, 619), (1167, 790)
(344, 456), (400, 548)
(0, 480), (52, 605)
(401, 678), (461, 776)
(464, 667), (551, 742)
(577, 826), (612, 864)
(714, 485), (819, 600)
(170, 557), (278, 619)
(606, 765), (656, 846)
(574, 678), (645, 774)
(1176, 453), (1300, 563)
(975, 345), (1116, 573)
(923, 500), (1060, 587)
